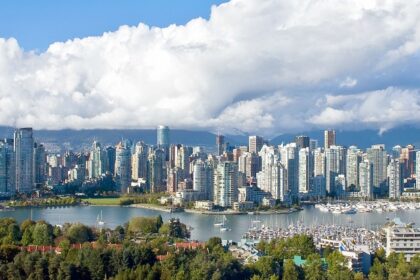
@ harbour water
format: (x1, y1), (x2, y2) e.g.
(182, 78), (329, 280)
(1, 205), (419, 242)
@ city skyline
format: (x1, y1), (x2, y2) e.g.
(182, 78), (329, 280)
(1, 0), (420, 136)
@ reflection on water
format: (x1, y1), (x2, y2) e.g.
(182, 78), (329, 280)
(0, 205), (417, 241)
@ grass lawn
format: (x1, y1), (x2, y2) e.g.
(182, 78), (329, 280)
(82, 197), (122, 205)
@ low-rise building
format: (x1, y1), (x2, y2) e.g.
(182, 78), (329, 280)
(386, 226), (420, 261)
(233, 201), (254, 212)
(262, 197), (276, 207)
(194, 200), (214, 211)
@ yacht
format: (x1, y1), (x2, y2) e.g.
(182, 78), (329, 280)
(97, 210), (105, 226)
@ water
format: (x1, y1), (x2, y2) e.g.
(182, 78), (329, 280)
(1, 205), (419, 242)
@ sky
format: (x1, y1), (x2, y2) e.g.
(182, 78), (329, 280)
(0, 0), (420, 136)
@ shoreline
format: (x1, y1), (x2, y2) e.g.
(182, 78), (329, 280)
(128, 203), (300, 215)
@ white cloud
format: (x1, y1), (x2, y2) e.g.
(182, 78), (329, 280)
(1, 0), (420, 136)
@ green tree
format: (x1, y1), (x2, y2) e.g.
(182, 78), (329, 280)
(32, 222), (53, 245)
(369, 259), (386, 280)
(65, 223), (93, 244)
(326, 251), (353, 280)
(304, 253), (325, 280)
(283, 259), (298, 280)
(253, 256), (278, 279)
(353, 272), (364, 280)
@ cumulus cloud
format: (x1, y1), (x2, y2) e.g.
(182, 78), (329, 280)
(1, 0), (420, 136)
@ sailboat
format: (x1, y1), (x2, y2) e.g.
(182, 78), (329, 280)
(214, 215), (224, 227)
(97, 210), (105, 226)
(220, 215), (231, 232)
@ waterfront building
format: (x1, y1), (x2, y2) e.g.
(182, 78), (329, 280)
(114, 141), (131, 193)
(298, 148), (313, 194)
(216, 134), (225, 156)
(359, 160), (373, 199)
(325, 145), (346, 196)
(388, 159), (403, 199)
(386, 225), (420, 261)
(238, 185), (271, 204)
(346, 146), (362, 191)
(367, 144), (388, 196)
(147, 149), (165, 192)
(213, 162), (238, 207)
(192, 159), (214, 200)
(132, 141), (148, 180)
(167, 167), (183, 194)
(4, 139), (15, 193)
(33, 143), (46, 186)
(157, 125), (170, 161)
(14, 128), (34, 193)
(87, 141), (105, 179)
(313, 148), (325, 177)
(294, 135), (310, 150)
(249, 135), (263, 154)
(0, 142), (7, 192)
(324, 129), (336, 150)
(334, 174), (346, 197)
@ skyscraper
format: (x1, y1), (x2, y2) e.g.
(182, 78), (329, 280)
(359, 160), (373, 199)
(14, 128), (34, 193)
(0, 142), (7, 193)
(157, 125), (170, 160)
(388, 159), (403, 199)
(213, 162), (238, 207)
(105, 146), (116, 175)
(249, 135), (263, 154)
(367, 144), (388, 196)
(147, 149), (165, 192)
(324, 130), (336, 150)
(216, 134), (225, 156)
(33, 143), (46, 186)
(87, 141), (104, 179)
(325, 145), (346, 196)
(114, 141), (132, 193)
(193, 159), (214, 200)
(279, 143), (299, 201)
(346, 146), (362, 190)
(257, 145), (288, 201)
(298, 147), (313, 194)
(416, 151), (420, 190)
(132, 141), (148, 180)
(295, 135), (310, 150)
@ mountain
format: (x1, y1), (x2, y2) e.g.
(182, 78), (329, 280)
(0, 126), (419, 152)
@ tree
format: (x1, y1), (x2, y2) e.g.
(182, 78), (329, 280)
(0, 245), (20, 264)
(66, 223), (93, 244)
(353, 272), (364, 280)
(369, 259), (386, 280)
(168, 218), (190, 239)
(326, 251), (353, 280)
(283, 259), (298, 280)
(304, 253), (325, 280)
(32, 222), (53, 245)
(253, 256), (278, 279)
(206, 237), (222, 252)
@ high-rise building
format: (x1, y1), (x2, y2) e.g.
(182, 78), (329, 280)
(147, 149), (165, 192)
(4, 139), (15, 193)
(167, 167), (183, 194)
(325, 145), (346, 196)
(249, 135), (264, 154)
(309, 139), (318, 151)
(114, 141), (132, 193)
(257, 145), (288, 201)
(346, 146), (362, 190)
(213, 162), (238, 207)
(298, 148), (313, 194)
(33, 143), (46, 186)
(238, 152), (261, 179)
(367, 144), (388, 196)
(157, 125), (170, 161)
(14, 128), (34, 193)
(388, 159), (403, 199)
(313, 148), (325, 177)
(279, 143), (299, 201)
(87, 141), (104, 179)
(105, 146), (116, 175)
(193, 159), (214, 200)
(392, 145), (402, 159)
(132, 141), (148, 180)
(417, 151), (420, 190)
(0, 142), (7, 193)
(295, 135), (310, 150)
(359, 160), (373, 199)
(216, 134), (225, 156)
(175, 145), (193, 177)
(324, 130), (336, 150)
(400, 145), (415, 179)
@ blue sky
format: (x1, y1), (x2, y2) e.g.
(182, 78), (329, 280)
(0, 0), (227, 51)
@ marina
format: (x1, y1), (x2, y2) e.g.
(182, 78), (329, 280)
(0, 204), (419, 242)
(315, 201), (420, 214)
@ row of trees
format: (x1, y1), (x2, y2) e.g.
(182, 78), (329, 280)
(2, 217), (420, 279)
